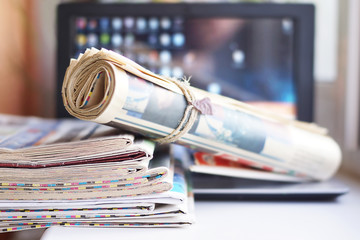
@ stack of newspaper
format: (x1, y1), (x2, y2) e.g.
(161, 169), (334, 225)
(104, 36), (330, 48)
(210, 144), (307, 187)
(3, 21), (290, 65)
(0, 114), (194, 233)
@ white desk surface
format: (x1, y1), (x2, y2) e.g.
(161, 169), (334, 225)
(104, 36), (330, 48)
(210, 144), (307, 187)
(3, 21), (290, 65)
(41, 174), (360, 240)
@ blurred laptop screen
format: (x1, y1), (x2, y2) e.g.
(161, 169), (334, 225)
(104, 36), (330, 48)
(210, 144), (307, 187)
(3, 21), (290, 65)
(71, 16), (296, 118)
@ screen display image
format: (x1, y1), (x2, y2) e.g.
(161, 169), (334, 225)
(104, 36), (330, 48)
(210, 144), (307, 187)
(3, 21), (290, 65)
(71, 16), (296, 117)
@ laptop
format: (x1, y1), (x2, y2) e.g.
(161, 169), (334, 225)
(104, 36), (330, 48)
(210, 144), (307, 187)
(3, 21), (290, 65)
(57, 2), (348, 200)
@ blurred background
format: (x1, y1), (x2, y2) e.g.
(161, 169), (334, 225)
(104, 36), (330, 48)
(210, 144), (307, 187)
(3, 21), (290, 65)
(0, 0), (359, 239)
(0, 0), (340, 117)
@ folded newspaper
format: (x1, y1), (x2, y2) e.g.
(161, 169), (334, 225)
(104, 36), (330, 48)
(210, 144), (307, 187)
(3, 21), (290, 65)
(0, 114), (194, 232)
(62, 48), (341, 181)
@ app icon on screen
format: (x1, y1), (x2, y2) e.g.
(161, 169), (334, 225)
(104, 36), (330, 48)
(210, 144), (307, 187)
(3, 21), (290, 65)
(136, 17), (147, 32)
(159, 50), (171, 64)
(124, 17), (135, 29)
(112, 18), (122, 30)
(160, 17), (171, 30)
(149, 17), (159, 31)
(173, 33), (185, 47)
(160, 33), (171, 47)
(87, 19), (98, 31)
(148, 50), (159, 66)
(100, 33), (110, 45)
(76, 17), (87, 30)
(87, 33), (98, 46)
(76, 34), (87, 47)
(148, 34), (158, 46)
(100, 17), (110, 31)
(112, 33), (123, 47)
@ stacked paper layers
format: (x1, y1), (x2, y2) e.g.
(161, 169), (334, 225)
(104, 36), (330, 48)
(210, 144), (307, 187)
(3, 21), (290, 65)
(0, 114), (194, 233)
(0, 168), (193, 232)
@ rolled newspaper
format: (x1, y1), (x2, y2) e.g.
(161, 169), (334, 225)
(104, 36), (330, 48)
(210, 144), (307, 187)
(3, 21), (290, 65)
(62, 48), (341, 181)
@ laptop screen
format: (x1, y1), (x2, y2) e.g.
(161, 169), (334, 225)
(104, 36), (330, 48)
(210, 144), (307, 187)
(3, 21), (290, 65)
(58, 3), (314, 121)
(71, 16), (295, 117)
